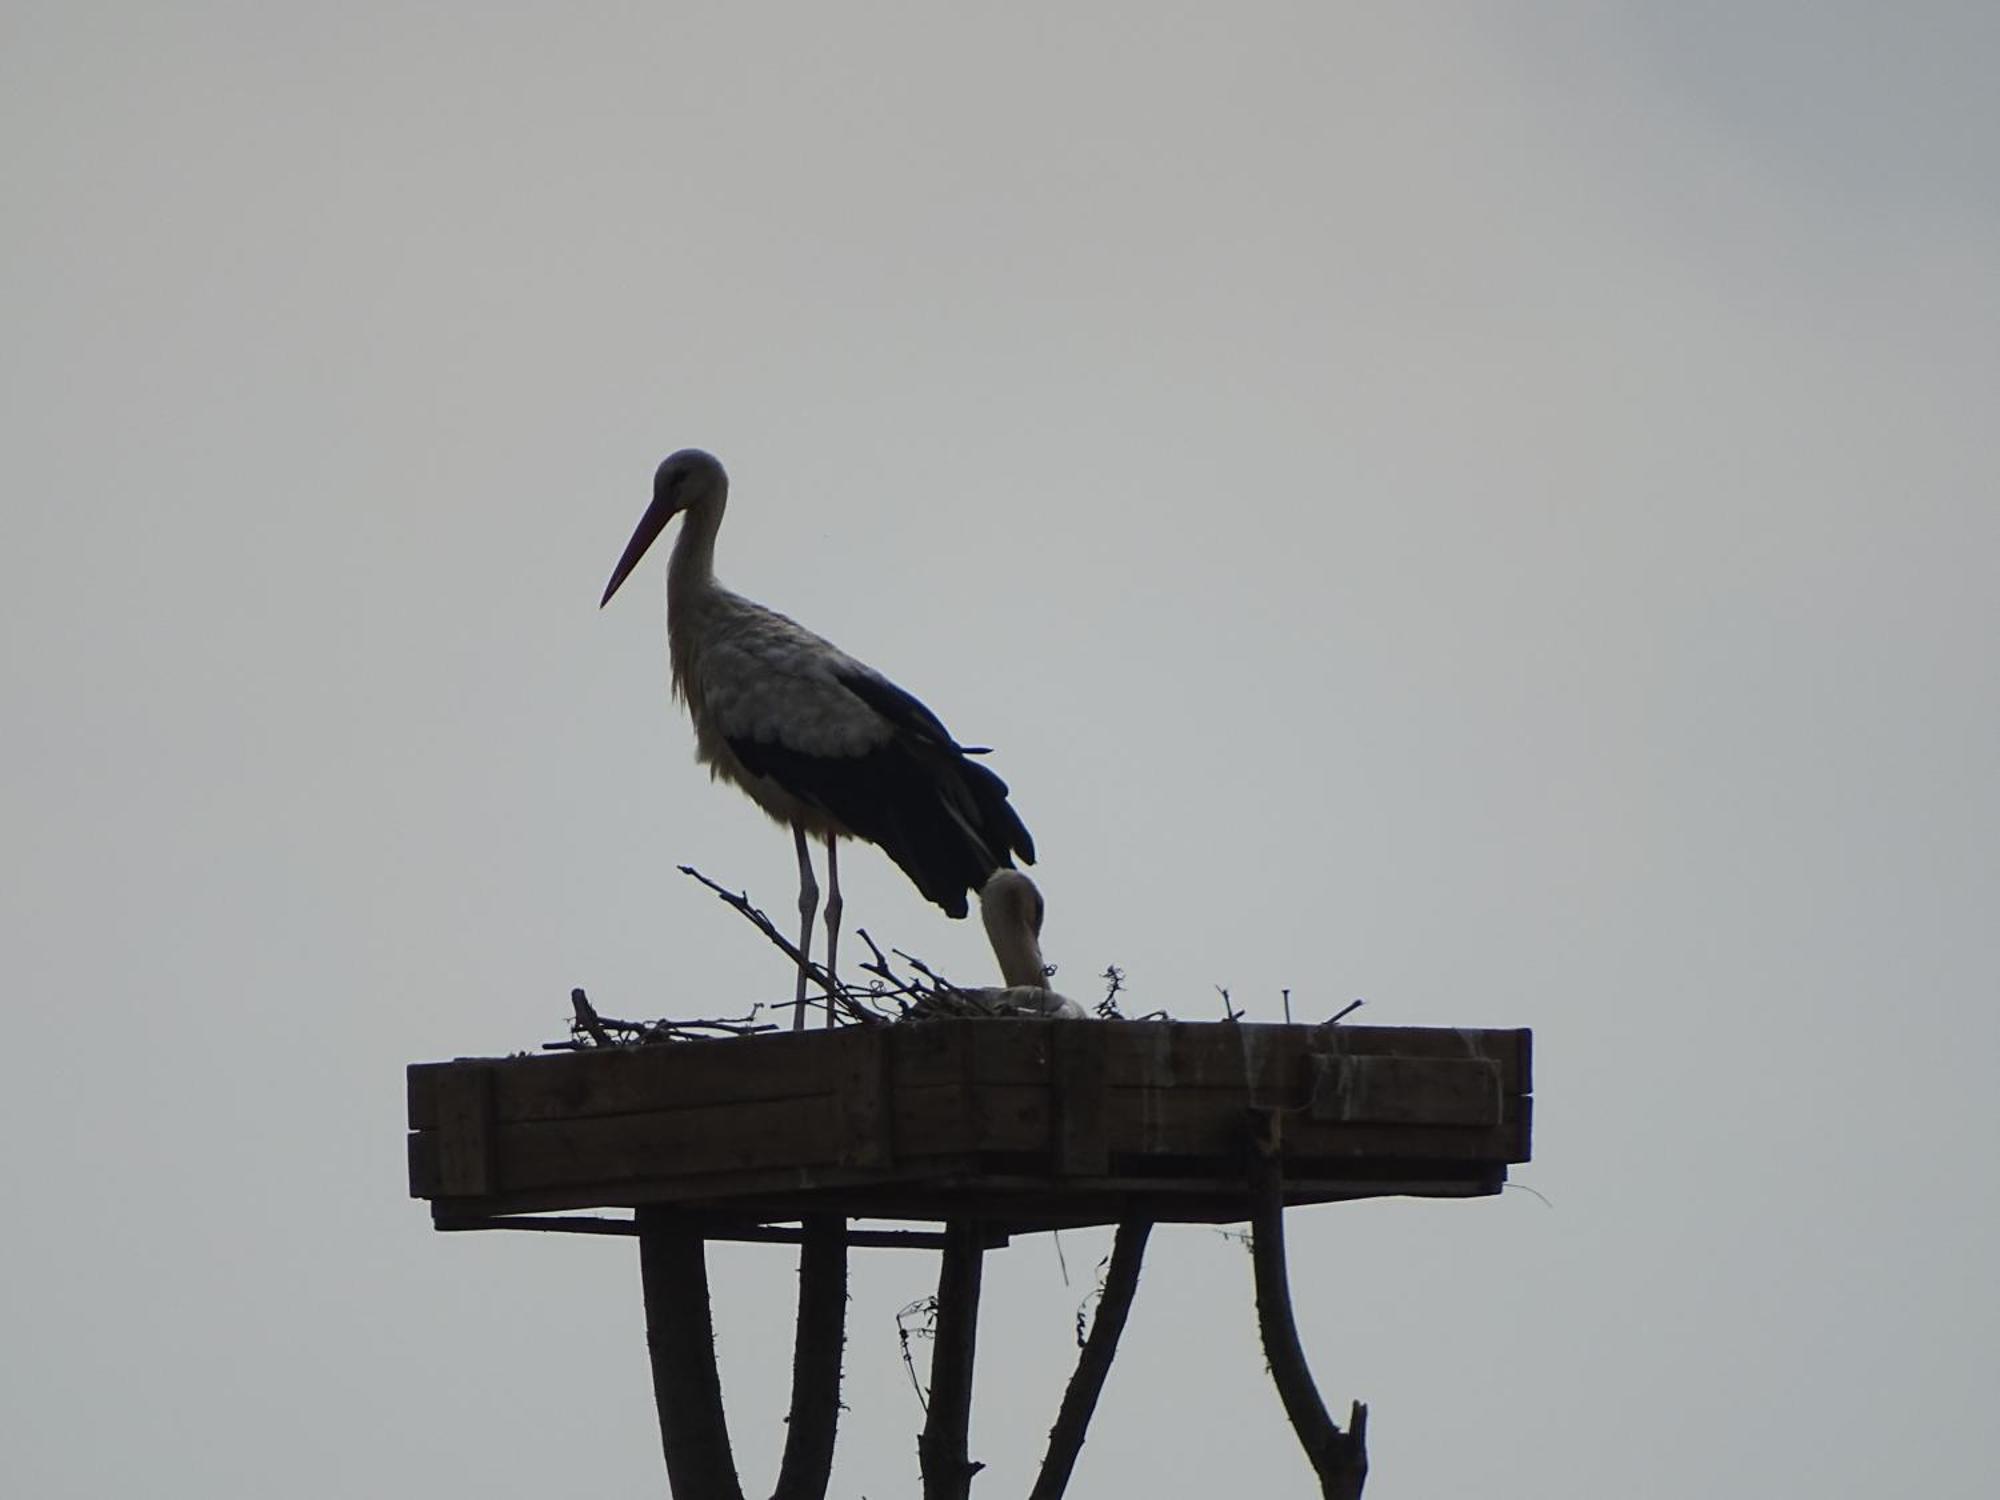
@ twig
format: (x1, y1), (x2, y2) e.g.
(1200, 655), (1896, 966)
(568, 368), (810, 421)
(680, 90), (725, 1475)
(896, 1297), (938, 1414)
(571, 987), (612, 1047)
(1096, 965), (1126, 1020)
(856, 927), (898, 982)
(1218, 985), (1241, 1022)
(680, 864), (835, 993)
(1326, 999), (1364, 1025)
(678, 865), (888, 1026)
(892, 947), (956, 991)
(545, 999), (778, 1050)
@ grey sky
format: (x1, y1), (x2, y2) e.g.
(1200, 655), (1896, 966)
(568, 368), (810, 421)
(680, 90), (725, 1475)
(4, 5), (1996, 1496)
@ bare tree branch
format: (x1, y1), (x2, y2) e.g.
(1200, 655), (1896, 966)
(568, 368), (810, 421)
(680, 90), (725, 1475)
(1028, 1220), (1153, 1500)
(771, 1215), (848, 1500)
(918, 1220), (987, 1500)
(1247, 1112), (1369, 1499)
(638, 1207), (745, 1500)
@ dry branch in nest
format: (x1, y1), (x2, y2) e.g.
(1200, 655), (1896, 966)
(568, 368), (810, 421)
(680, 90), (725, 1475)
(542, 988), (777, 1051)
(550, 864), (1365, 1050)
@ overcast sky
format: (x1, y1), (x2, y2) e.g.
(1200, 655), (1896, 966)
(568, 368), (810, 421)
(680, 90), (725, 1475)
(5, 5), (1997, 1497)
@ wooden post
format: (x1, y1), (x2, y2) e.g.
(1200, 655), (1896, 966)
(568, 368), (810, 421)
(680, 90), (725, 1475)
(1027, 1219), (1153, 1500)
(1248, 1113), (1369, 1499)
(918, 1218), (987, 1500)
(638, 1207), (745, 1500)
(771, 1215), (848, 1500)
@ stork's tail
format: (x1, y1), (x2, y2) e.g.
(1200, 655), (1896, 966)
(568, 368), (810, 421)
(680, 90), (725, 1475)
(882, 750), (1034, 919)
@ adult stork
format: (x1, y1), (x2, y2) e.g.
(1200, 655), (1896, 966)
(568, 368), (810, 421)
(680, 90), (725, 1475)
(976, 870), (1086, 1019)
(600, 449), (1036, 1029)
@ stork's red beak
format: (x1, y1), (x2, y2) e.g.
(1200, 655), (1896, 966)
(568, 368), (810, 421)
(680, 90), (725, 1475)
(600, 492), (680, 607)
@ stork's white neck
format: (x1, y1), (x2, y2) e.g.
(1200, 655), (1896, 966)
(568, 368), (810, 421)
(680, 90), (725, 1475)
(667, 487), (725, 599)
(984, 895), (1049, 989)
(666, 488), (726, 702)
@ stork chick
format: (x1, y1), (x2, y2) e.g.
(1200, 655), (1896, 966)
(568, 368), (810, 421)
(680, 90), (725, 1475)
(978, 870), (1085, 1020)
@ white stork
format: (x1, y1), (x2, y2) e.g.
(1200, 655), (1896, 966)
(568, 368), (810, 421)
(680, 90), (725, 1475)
(600, 449), (1036, 1029)
(976, 870), (1086, 1020)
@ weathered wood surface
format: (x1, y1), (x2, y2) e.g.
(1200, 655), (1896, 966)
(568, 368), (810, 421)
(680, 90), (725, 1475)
(408, 1021), (1530, 1231)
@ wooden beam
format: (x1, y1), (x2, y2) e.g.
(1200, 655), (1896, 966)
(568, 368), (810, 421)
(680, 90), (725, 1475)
(429, 1212), (997, 1250)
(637, 1207), (743, 1500)
(918, 1219), (987, 1500)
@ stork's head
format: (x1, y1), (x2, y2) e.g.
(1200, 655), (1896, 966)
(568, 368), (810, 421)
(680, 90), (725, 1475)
(981, 870), (1045, 937)
(981, 870), (1052, 989)
(599, 449), (728, 606)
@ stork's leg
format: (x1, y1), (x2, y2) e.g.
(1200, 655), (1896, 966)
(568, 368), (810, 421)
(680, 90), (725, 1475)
(791, 820), (819, 1034)
(823, 834), (843, 1030)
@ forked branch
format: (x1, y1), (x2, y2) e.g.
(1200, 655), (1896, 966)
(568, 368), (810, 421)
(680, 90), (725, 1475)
(1248, 1112), (1369, 1499)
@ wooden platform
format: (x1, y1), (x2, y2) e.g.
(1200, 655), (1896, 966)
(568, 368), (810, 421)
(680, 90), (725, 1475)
(408, 1020), (1531, 1238)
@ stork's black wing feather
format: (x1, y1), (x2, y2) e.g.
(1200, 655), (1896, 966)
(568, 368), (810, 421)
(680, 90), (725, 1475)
(727, 669), (1035, 919)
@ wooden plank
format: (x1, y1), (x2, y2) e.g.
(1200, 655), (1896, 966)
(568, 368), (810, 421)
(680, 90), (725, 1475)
(495, 1094), (841, 1193)
(1099, 1091), (1523, 1164)
(1097, 1023), (1529, 1094)
(407, 1023), (1530, 1130)
(408, 1131), (438, 1199)
(1099, 1022), (1299, 1095)
(427, 1155), (1507, 1225)
(429, 1213), (994, 1250)
(411, 1028), (869, 1128)
(427, 1158), (981, 1220)
(835, 1026), (892, 1168)
(1103, 1079), (1522, 1146)
(434, 1066), (495, 1197)
(1308, 1055), (1503, 1126)
(891, 1019), (1054, 1089)
(1052, 1023), (1109, 1175)
(774, 1169), (1510, 1230)
(892, 1083), (1048, 1156)
(407, 1064), (435, 1132)
(413, 1077), (1522, 1209)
